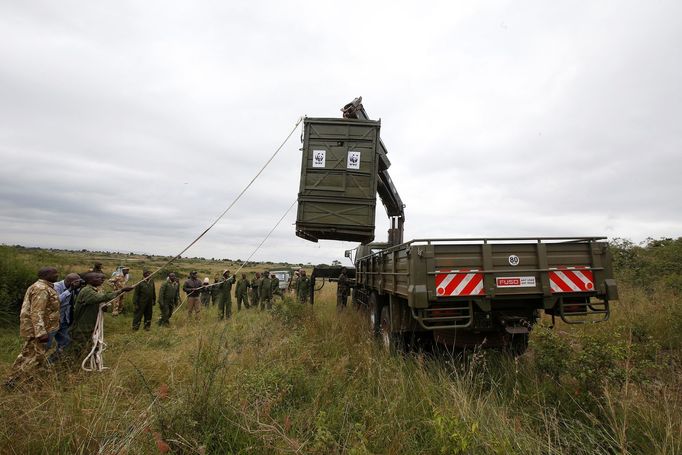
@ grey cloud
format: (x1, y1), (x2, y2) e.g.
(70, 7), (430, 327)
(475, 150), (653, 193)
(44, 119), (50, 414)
(1, 1), (681, 264)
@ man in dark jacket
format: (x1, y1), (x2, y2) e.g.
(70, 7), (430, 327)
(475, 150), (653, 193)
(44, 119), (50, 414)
(183, 271), (203, 321)
(250, 272), (261, 309)
(158, 273), (179, 326)
(235, 273), (250, 311)
(216, 270), (236, 320)
(298, 270), (311, 304)
(70, 272), (132, 353)
(132, 270), (156, 331)
(260, 270), (272, 310)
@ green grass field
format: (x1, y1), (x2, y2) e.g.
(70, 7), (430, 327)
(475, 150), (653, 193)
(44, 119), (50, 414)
(0, 247), (680, 454)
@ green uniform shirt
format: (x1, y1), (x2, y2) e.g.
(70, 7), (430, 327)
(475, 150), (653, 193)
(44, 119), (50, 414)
(271, 277), (280, 291)
(251, 277), (261, 297)
(216, 275), (235, 301)
(133, 279), (156, 306)
(71, 285), (118, 340)
(261, 276), (272, 299)
(158, 281), (180, 306)
(236, 277), (249, 296)
(298, 276), (311, 298)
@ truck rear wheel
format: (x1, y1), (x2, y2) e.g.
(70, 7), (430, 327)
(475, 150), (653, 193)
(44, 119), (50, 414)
(380, 305), (404, 353)
(368, 292), (382, 337)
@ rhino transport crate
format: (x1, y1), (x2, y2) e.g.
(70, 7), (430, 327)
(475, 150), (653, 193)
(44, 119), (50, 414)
(296, 117), (380, 243)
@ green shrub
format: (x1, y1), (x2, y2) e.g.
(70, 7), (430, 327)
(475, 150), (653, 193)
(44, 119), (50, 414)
(530, 325), (571, 380)
(0, 246), (36, 326)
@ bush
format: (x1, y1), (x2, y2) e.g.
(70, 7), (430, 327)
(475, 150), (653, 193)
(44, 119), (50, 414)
(0, 246), (36, 326)
(530, 325), (572, 380)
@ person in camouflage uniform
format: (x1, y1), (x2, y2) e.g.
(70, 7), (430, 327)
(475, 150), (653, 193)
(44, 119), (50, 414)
(109, 266), (130, 316)
(4, 267), (61, 388)
(70, 272), (132, 357)
(199, 278), (212, 308)
(235, 273), (250, 311)
(132, 270), (156, 331)
(298, 270), (311, 304)
(271, 274), (282, 301)
(260, 270), (272, 310)
(250, 272), (261, 309)
(216, 270), (236, 320)
(158, 273), (180, 326)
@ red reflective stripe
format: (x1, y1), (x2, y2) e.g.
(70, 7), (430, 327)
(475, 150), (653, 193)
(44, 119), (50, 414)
(564, 270), (588, 290)
(460, 273), (483, 296)
(435, 272), (449, 288)
(549, 273), (572, 292)
(443, 272), (468, 296)
(573, 267), (594, 282)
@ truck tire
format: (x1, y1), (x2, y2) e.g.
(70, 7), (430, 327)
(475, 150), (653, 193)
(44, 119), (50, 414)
(380, 304), (404, 353)
(508, 333), (529, 356)
(368, 292), (382, 337)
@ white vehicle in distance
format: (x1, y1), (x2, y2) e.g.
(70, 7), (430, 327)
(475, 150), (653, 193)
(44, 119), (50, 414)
(271, 270), (292, 289)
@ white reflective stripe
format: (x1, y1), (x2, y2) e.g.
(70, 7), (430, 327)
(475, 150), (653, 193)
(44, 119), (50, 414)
(550, 280), (562, 292)
(453, 273), (475, 295)
(437, 273), (457, 291)
(572, 270), (592, 287)
(554, 270), (581, 291)
(470, 280), (484, 295)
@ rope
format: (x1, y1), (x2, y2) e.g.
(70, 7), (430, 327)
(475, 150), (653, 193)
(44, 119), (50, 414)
(81, 117), (303, 371)
(173, 199), (297, 312)
(81, 303), (108, 372)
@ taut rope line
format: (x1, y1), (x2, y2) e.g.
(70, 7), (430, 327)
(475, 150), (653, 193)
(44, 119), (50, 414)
(173, 198), (297, 312)
(81, 117), (304, 371)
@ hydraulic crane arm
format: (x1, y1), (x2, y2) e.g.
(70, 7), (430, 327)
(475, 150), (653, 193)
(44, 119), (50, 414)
(342, 97), (405, 245)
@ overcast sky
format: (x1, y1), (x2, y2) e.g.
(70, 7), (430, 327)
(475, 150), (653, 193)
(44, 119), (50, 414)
(1, 1), (680, 265)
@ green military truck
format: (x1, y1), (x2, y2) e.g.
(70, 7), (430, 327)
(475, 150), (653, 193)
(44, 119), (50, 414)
(296, 98), (618, 352)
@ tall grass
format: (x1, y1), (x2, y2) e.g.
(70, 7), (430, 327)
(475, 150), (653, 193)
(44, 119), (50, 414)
(0, 245), (680, 454)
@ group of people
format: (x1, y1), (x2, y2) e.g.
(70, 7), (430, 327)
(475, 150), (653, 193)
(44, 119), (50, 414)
(182, 268), (313, 322)
(3, 262), (316, 388)
(4, 264), (134, 388)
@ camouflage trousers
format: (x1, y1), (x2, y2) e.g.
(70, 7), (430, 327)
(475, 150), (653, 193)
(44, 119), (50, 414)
(111, 294), (125, 316)
(5, 338), (50, 387)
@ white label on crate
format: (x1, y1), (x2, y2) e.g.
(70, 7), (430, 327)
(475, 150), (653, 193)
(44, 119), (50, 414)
(496, 276), (536, 288)
(347, 151), (361, 169)
(312, 150), (326, 168)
